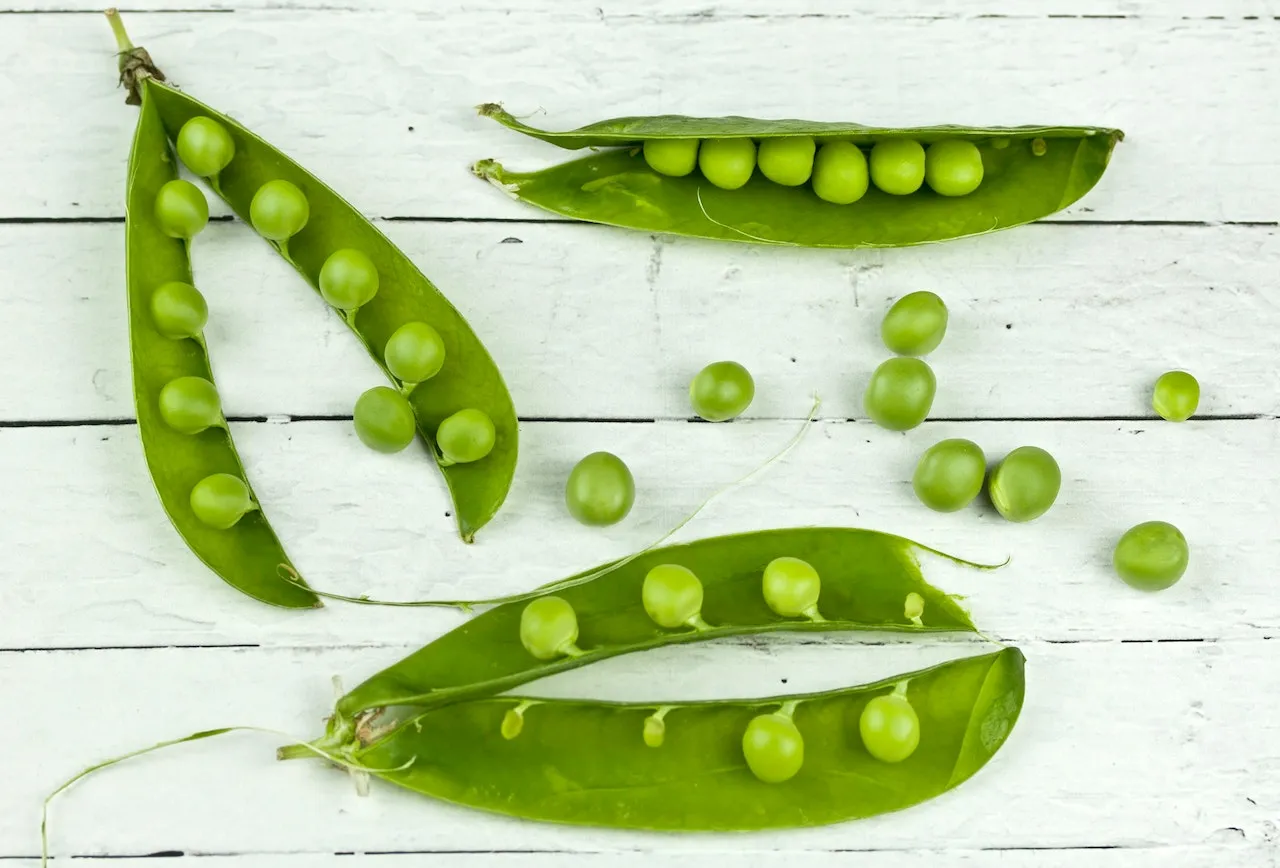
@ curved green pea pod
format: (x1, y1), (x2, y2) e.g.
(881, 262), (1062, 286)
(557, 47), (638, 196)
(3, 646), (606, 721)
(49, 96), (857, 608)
(307, 648), (1024, 830)
(473, 104), (1122, 248)
(120, 79), (318, 609)
(333, 527), (986, 719)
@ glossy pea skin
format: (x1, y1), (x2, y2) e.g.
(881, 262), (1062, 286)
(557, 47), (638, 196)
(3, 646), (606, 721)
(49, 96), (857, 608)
(189, 473), (254, 529)
(176, 116), (235, 178)
(150, 281), (208, 339)
(762, 556), (821, 618)
(689, 361), (755, 422)
(643, 139), (699, 177)
(925, 140), (984, 197)
(565, 451), (635, 526)
(519, 595), (579, 660)
(881, 290), (948, 356)
(863, 357), (937, 431)
(250, 179), (310, 242)
(698, 138), (757, 191)
(869, 139), (926, 195)
(811, 142), (869, 205)
(319, 249), (379, 311)
(353, 386), (417, 454)
(859, 694), (920, 763)
(385, 322), (446, 386)
(989, 446), (1061, 522)
(436, 408), (497, 464)
(154, 179), (209, 240)
(742, 713), (804, 783)
(913, 438), (986, 512)
(642, 564), (704, 629)
(1152, 371), (1199, 422)
(158, 376), (222, 435)
(1113, 521), (1189, 591)
(758, 136), (816, 186)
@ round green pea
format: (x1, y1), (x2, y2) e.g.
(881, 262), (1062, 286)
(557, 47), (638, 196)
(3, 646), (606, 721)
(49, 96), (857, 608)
(881, 290), (948, 356)
(385, 322), (446, 386)
(519, 595), (579, 660)
(249, 179), (309, 242)
(989, 445), (1061, 522)
(689, 360), (754, 422)
(643, 139), (699, 177)
(149, 281), (208, 339)
(565, 451), (635, 526)
(1113, 521), (1189, 591)
(189, 473), (254, 529)
(811, 141), (869, 205)
(925, 140), (984, 197)
(742, 713), (804, 783)
(352, 386), (416, 454)
(154, 179), (209, 240)
(158, 376), (222, 435)
(175, 116), (235, 178)
(757, 136), (816, 187)
(859, 693), (920, 763)
(698, 138), (757, 191)
(1152, 371), (1199, 422)
(913, 438), (986, 512)
(869, 139), (926, 195)
(863, 357), (937, 431)
(436, 408), (497, 464)
(642, 564), (704, 629)
(762, 556), (821, 618)
(319, 249), (379, 311)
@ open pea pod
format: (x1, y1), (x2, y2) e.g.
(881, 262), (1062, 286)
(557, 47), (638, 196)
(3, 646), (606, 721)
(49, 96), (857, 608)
(293, 648), (1023, 831)
(334, 527), (983, 718)
(474, 104), (1123, 248)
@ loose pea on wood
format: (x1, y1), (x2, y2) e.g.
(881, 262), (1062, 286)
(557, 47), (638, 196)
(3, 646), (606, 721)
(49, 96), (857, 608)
(689, 360), (755, 422)
(863, 357), (937, 431)
(565, 451), (635, 526)
(988, 446), (1061, 522)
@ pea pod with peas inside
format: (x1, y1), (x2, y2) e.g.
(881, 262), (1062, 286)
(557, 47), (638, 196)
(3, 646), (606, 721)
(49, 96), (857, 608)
(472, 105), (1123, 248)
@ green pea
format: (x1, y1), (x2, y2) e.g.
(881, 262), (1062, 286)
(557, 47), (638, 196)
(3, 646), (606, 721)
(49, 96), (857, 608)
(757, 136), (815, 187)
(641, 564), (704, 629)
(762, 556), (821, 620)
(689, 360), (755, 422)
(154, 179), (209, 240)
(501, 708), (524, 740)
(869, 139), (926, 195)
(1113, 521), (1189, 591)
(698, 138), (757, 191)
(564, 451), (635, 526)
(319, 248), (379, 311)
(643, 139), (699, 177)
(811, 141), (869, 205)
(988, 445), (1061, 522)
(863, 357), (936, 431)
(643, 713), (666, 748)
(149, 281), (208, 339)
(519, 595), (581, 660)
(175, 116), (235, 178)
(1152, 370), (1199, 422)
(924, 140), (984, 197)
(436, 408), (497, 464)
(859, 692), (920, 763)
(189, 473), (254, 529)
(353, 386), (416, 454)
(881, 290), (948, 356)
(912, 438), (986, 512)
(158, 376), (222, 435)
(249, 179), (309, 242)
(385, 322), (446, 386)
(742, 712), (804, 783)
(1031, 137), (1048, 156)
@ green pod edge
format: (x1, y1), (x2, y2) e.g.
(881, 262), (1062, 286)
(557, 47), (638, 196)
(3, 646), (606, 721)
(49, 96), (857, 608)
(473, 104), (1123, 248)
(124, 81), (319, 609)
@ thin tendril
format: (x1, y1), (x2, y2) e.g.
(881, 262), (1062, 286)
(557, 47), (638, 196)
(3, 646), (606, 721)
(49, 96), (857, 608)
(694, 187), (800, 247)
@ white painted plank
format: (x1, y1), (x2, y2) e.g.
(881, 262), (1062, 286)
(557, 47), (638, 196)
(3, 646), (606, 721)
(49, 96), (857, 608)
(3, 12), (1277, 221)
(6, 640), (1277, 857)
(4, 223), (1276, 422)
(0, 417), (1275, 648)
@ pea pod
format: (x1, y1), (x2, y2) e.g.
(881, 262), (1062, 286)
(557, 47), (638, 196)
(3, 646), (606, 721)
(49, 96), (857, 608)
(473, 105), (1123, 248)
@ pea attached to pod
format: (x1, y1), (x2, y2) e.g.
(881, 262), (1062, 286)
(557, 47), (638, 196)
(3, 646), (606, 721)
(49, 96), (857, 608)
(189, 472), (255, 529)
(641, 564), (708, 630)
(859, 684), (920, 763)
(924, 140), (984, 197)
(742, 704), (804, 783)
(175, 116), (235, 179)
(762, 556), (823, 621)
(757, 136), (816, 187)
(353, 386), (417, 454)
(250, 179), (310, 244)
(811, 141), (869, 205)
(154, 179), (209, 240)
(869, 139), (926, 195)
(643, 139), (699, 177)
(158, 376), (222, 435)
(149, 281), (208, 340)
(436, 408), (497, 464)
(698, 138), (757, 191)
(519, 595), (584, 660)
(319, 249), (379, 312)
(385, 322), (446, 387)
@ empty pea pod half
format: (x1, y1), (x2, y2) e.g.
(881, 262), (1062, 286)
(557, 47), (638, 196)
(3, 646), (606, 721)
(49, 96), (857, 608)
(473, 104), (1123, 248)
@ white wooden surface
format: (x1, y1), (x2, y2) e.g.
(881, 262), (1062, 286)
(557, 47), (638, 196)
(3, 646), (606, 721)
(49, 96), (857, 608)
(2, 2), (1278, 867)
